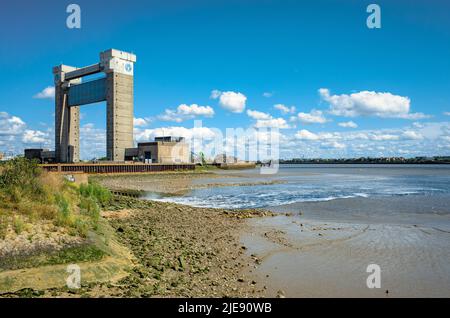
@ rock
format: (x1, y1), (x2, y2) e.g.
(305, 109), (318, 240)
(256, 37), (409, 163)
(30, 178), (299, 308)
(276, 289), (286, 298)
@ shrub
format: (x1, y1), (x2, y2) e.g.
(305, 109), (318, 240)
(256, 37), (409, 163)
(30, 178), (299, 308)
(79, 182), (112, 207)
(79, 196), (100, 224)
(0, 158), (108, 238)
(54, 193), (72, 227)
(0, 158), (44, 200)
(0, 214), (9, 239)
(13, 216), (25, 235)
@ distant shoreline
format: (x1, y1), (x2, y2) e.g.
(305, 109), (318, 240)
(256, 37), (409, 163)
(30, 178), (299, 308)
(278, 161), (450, 165)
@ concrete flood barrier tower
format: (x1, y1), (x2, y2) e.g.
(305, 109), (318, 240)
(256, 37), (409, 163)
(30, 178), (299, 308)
(53, 49), (136, 163)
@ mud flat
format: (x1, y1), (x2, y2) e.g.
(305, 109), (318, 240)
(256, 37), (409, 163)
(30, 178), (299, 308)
(1, 196), (276, 297)
(241, 197), (450, 298)
(92, 170), (283, 196)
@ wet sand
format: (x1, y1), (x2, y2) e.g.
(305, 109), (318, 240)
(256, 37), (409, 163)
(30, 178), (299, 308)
(242, 197), (450, 297)
(95, 171), (450, 298)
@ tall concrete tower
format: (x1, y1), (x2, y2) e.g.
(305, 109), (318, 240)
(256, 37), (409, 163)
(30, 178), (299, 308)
(53, 49), (136, 163)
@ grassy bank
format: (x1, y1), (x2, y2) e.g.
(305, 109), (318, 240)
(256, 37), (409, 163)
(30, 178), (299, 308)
(1, 161), (272, 297)
(0, 158), (113, 269)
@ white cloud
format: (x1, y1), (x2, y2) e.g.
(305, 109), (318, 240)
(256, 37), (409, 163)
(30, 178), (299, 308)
(263, 92), (273, 98)
(284, 121), (450, 158)
(33, 86), (55, 99)
(319, 88), (429, 119)
(247, 109), (272, 120)
(0, 112), (26, 136)
(22, 130), (49, 144)
(177, 104), (214, 117)
(401, 130), (424, 140)
(158, 104), (214, 122)
(211, 90), (247, 113)
(321, 141), (346, 149)
(133, 117), (150, 127)
(295, 129), (340, 141)
(295, 129), (320, 140)
(80, 123), (106, 159)
(297, 110), (327, 124)
(246, 108), (291, 129)
(135, 126), (218, 143)
(274, 104), (296, 115)
(338, 121), (358, 128)
(444, 112), (450, 116)
(210, 89), (222, 99)
(254, 118), (290, 129)
(368, 134), (399, 141)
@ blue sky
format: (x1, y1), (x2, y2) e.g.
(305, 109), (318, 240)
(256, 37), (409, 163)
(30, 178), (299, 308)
(1, 0), (450, 159)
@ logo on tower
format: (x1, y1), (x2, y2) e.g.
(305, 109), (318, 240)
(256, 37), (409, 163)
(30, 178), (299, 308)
(125, 63), (132, 73)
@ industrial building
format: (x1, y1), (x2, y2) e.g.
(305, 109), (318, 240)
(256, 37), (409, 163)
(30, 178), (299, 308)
(125, 137), (190, 163)
(53, 48), (136, 163)
(23, 49), (192, 167)
(24, 149), (56, 163)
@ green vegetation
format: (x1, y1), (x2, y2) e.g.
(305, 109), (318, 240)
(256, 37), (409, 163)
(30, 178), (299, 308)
(0, 157), (112, 238)
(0, 244), (105, 271)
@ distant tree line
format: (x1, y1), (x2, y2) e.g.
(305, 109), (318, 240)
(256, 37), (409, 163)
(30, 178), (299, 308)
(275, 156), (450, 164)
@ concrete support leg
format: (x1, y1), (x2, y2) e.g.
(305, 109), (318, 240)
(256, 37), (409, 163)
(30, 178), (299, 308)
(106, 72), (134, 161)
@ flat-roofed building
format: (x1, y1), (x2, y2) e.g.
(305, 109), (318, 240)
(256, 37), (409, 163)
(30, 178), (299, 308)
(24, 149), (56, 163)
(125, 137), (190, 163)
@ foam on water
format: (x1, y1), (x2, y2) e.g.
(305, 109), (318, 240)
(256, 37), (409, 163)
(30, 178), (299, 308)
(148, 165), (450, 209)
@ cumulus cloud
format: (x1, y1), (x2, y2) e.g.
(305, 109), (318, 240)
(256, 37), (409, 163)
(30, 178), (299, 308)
(22, 129), (49, 144)
(297, 109), (328, 124)
(295, 129), (320, 140)
(321, 141), (346, 149)
(133, 117), (151, 127)
(338, 121), (358, 128)
(0, 112), (52, 155)
(295, 129), (340, 141)
(246, 108), (291, 129)
(254, 117), (290, 129)
(158, 104), (214, 122)
(368, 134), (399, 141)
(285, 121), (450, 159)
(247, 109), (272, 120)
(211, 90), (247, 113)
(319, 88), (429, 119)
(210, 90), (222, 99)
(401, 130), (424, 140)
(80, 123), (106, 159)
(0, 112), (26, 136)
(274, 104), (296, 115)
(135, 126), (217, 143)
(33, 86), (55, 99)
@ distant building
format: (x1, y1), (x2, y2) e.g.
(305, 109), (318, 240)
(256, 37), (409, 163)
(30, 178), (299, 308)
(24, 149), (56, 163)
(213, 153), (238, 164)
(125, 137), (190, 163)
